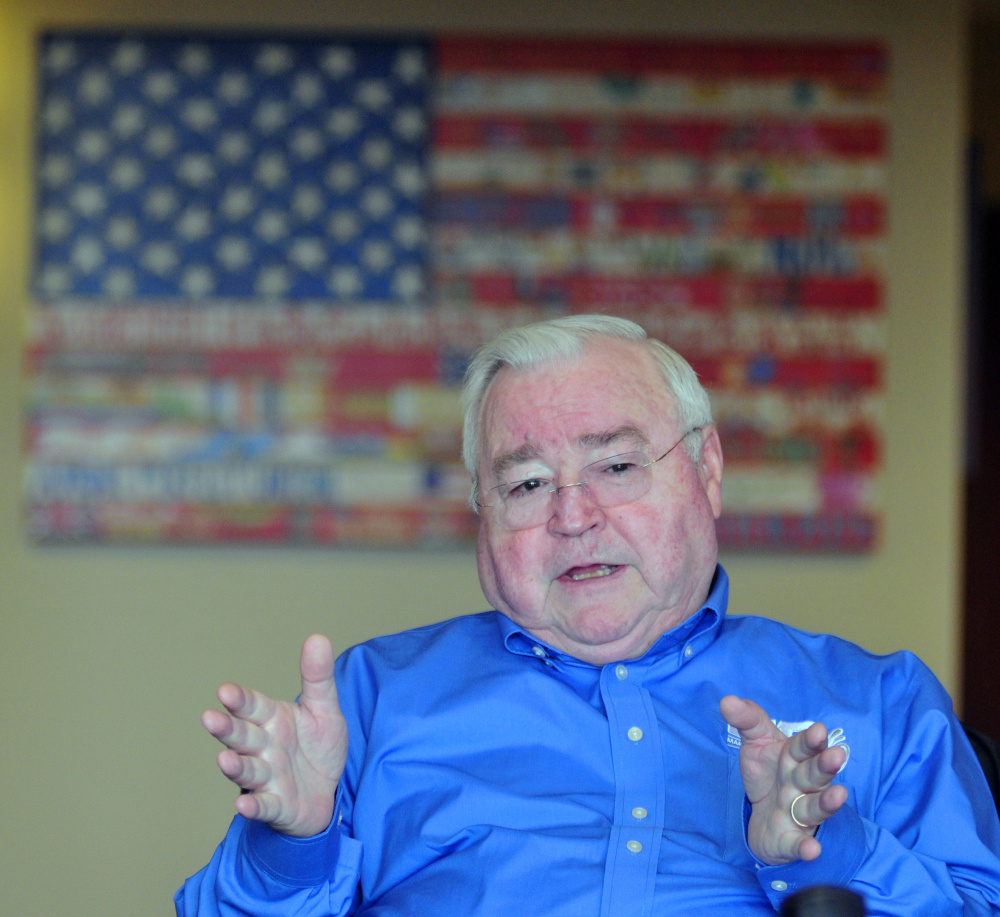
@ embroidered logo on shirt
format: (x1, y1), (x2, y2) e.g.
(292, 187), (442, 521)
(726, 719), (850, 771)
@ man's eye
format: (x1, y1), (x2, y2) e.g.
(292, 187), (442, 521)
(506, 479), (547, 500)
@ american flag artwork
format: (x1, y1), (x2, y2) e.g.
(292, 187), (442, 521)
(25, 33), (888, 550)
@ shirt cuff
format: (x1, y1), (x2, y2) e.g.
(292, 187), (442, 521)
(744, 796), (869, 909)
(240, 812), (347, 888)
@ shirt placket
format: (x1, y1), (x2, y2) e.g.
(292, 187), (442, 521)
(598, 660), (665, 917)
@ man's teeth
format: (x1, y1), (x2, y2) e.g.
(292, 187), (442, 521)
(570, 565), (616, 581)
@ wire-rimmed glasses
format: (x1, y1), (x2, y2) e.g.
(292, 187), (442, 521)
(476, 427), (703, 531)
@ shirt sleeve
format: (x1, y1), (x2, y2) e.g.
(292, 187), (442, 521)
(174, 807), (363, 917)
(751, 656), (1000, 915)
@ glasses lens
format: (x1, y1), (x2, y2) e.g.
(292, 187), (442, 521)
(495, 453), (654, 530)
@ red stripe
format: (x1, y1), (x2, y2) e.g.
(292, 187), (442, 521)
(434, 114), (887, 158)
(689, 356), (880, 388)
(436, 38), (887, 82)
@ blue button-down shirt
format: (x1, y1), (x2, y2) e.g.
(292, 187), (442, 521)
(177, 567), (1000, 916)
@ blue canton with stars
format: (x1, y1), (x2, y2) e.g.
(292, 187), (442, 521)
(33, 32), (431, 301)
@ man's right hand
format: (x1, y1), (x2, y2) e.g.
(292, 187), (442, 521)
(202, 633), (348, 838)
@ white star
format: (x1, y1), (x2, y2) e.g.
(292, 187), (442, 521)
(320, 46), (355, 79)
(45, 41), (78, 75)
(255, 152), (289, 189)
(255, 209), (290, 243)
(326, 106), (361, 140)
(144, 125), (178, 158)
(393, 162), (426, 197)
(256, 44), (294, 76)
(356, 79), (392, 111)
(176, 206), (213, 241)
(328, 209), (359, 242)
(255, 265), (291, 297)
(290, 127), (324, 160)
(40, 154), (73, 187)
(288, 237), (327, 271)
(182, 98), (219, 132)
(220, 186), (257, 221)
(393, 107), (426, 141)
(37, 264), (73, 297)
(106, 216), (140, 250)
(325, 161), (358, 193)
(112, 103), (146, 139)
(111, 40), (146, 75)
(362, 239), (393, 272)
(178, 44), (213, 78)
(328, 265), (363, 298)
(71, 236), (105, 274)
(393, 215), (425, 249)
(144, 70), (178, 104)
(177, 153), (216, 188)
(142, 241), (179, 276)
(70, 183), (107, 217)
(292, 72), (324, 107)
(103, 267), (136, 298)
(361, 137), (393, 171)
(181, 265), (215, 297)
(79, 67), (112, 106)
(291, 185), (325, 221)
(216, 236), (253, 271)
(392, 265), (424, 299)
(217, 131), (252, 164)
(42, 98), (73, 134)
(394, 48), (427, 84)
(109, 156), (144, 190)
(254, 99), (289, 134)
(144, 186), (179, 220)
(217, 71), (252, 106)
(76, 129), (111, 163)
(361, 186), (394, 220)
(39, 208), (73, 241)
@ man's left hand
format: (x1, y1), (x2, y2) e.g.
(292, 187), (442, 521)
(720, 695), (849, 865)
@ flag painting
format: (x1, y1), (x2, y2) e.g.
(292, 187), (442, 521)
(25, 33), (887, 550)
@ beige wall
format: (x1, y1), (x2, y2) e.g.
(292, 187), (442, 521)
(0, 1), (969, 914)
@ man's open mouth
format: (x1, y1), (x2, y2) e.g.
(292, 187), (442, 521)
(564, 564), (622, 581)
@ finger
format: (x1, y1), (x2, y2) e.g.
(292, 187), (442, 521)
(790, 743), (850, 793)
(217, 748), (272, 790)
(790, 783), (849, 829)
(234, 787), (283, 824)
(217, 682), (279, 726)
(786, 721), (831, 764)
(201, 708), (267, 755)
(719, 695), (780, 742)
(298, 634), (341, 716)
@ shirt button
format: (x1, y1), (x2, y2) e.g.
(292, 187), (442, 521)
(683, 644), (693, 658)
(532, 646), (547, 657)
(626, 840), (642, 853)
(771, 880), (788, 891)
(627, 726), (643, 742)
(615, 664), (628, 680)
(631, 807), (648, 819)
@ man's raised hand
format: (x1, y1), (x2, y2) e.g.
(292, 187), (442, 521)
(720, 695), (849, 866)
(202, 634), (348, 838)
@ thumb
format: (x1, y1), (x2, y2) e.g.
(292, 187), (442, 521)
(720, 695), (776, 742)
(298, 633), (340, 715)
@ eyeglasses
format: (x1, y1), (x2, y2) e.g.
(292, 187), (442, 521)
(476, 427), (703, 531)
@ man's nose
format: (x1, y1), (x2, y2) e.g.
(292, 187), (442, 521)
(548, 481), (604, 535)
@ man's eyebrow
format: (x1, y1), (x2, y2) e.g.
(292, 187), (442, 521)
(578, 426), (650, 451)
(490, 443), (542, 482)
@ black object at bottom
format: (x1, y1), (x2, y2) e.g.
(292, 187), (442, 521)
(780, 885), (865, 917)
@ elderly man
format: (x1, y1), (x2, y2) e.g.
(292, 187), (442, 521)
(177, 315), (1000, 916)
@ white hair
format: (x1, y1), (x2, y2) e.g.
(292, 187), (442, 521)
(461, 315), (713, 503)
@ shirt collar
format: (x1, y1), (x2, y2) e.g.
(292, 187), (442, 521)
(497, 563), (730, 671)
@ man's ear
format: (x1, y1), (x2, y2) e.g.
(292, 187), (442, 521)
(697, 425), (724, 520)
